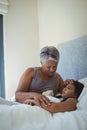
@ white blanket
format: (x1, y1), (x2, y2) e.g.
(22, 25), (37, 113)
(0, 96), (87, 130)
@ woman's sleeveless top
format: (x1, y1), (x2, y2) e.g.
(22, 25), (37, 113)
(28, 67), (58, 96)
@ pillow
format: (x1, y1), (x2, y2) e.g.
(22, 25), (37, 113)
(42, 90), (54, 96)
(77, 92), (87, 110)
(78, 77), (87, 100)
(77, 77), (87, 110)
(79, 77), (87, 85)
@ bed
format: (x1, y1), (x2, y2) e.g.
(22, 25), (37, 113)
(0, 36), (87, 130)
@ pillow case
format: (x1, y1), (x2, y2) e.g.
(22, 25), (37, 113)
(78, 77), (87, 100)
(77, 92), (87, 110)
(77, 77), (87, 110)
(79, 77), (87, 85)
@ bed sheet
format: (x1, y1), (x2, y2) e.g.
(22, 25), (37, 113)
(0, 96), (87, 130)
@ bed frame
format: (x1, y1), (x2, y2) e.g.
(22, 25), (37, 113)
(57, 35), (87, 80)
(0, 35), (87, 130)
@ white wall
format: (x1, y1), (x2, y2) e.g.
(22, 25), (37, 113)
(5, 0), (40, 99)
(37, 0), (87, 47)
(4, 0), (87, 99)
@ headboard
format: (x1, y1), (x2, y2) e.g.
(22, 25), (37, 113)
(57, 35), (87, 80)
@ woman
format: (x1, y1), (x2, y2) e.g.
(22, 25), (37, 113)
(15, 46), (71, 106)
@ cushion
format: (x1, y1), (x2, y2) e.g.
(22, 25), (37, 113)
(77, 77), (87, 110)
(78, 77), (87, 100)
(57, 36), (87, 80)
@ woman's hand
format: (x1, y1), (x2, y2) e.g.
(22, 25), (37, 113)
(24, 98), (54, 113)
(24, 98), (40, 106)
(24, 93), (51, 106)
(64, 79), (77, 86)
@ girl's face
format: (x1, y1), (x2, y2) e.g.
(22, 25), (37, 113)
(62, 84), (76, 99)
(41, 60), (57, 77)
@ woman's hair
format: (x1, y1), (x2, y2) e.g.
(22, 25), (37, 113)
(73, 81), (84, 98)
(40, 46), (60, 64)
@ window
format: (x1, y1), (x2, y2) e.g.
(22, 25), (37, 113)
(0, 14), (5, 97)
(0, 0), (8, 97)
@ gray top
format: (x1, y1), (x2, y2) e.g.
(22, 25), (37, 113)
(29, 67), (58, 96)
(61, 97), (76, 102)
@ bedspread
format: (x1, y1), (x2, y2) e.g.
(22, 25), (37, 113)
(0, 96), (87, 130)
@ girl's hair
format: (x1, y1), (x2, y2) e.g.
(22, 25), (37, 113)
(73, 81), (84, 98)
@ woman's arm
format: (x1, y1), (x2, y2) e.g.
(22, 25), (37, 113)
(56, 74), (77, 94)
(15, 68), (51, 105)
(56, 74), (65, 93)
(41, 98), (77, 113)
(15, 68), (34, 102)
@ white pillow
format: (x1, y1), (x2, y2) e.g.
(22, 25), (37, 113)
(77, 92), (87, 110)
(78, 77), (87, 100)
(77, 77), (87, 110)
(79, 77), (87, 85)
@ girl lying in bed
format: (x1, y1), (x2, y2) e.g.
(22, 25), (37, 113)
(0, 81), (84, 113)
(24, 81), (84, 113)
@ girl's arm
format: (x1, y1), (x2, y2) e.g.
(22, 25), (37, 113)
(41, 98), (78, 113)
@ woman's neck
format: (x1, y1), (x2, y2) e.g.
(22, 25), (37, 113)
(39, 67), (52, 80)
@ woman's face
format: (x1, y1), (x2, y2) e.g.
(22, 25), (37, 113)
(42, 60), (57, 77)
(62, 84), (76, 98)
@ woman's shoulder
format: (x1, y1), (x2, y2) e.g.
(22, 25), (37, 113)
(25, 67), (34, 72)
(23, 67), (40, 77)
(23, 67), (35, 78)
(26, 67), (39, 71)
(56, 73), (64, 81)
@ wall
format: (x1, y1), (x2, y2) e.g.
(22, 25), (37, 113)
(37, 0), (87, 47)
(5, 0), (40, 99)
(4, 0), (87, 99)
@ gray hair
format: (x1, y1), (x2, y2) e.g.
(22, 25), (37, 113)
(40, 46), (60, 64)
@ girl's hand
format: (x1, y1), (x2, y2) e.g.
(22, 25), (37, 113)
(41, 101), (55, 113)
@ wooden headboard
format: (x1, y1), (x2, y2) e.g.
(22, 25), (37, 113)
(57, 36), (87, 80)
